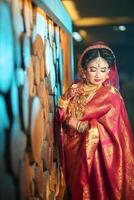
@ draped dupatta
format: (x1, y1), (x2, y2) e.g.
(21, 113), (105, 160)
(57, 84), (134, 200)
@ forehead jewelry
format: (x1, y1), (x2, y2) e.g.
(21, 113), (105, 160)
(96, 51), (101, 67)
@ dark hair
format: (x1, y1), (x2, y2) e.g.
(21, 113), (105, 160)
(81, 48), (115, 70)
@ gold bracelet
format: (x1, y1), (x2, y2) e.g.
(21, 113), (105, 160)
(77, 121), (89, 133)
(76, 121), (81, 132)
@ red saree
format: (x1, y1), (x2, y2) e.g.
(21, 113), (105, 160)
(57, 82), (134, 200)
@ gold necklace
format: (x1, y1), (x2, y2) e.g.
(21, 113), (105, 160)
(82, 83), (101, 93)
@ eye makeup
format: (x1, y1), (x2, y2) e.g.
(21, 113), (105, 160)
(88, 66), (108, 73)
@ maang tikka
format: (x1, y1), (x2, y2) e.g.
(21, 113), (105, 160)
(96, 50), (101, 67)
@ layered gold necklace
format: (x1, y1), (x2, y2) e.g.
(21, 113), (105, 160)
(68, 83), (101, 119)
(82, 83), (101, 94)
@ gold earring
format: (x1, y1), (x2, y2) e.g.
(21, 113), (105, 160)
(82, 73), (87, 83)
(83, 74), (86, 79)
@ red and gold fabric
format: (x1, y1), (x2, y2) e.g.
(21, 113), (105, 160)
(56, 82), (134, 200)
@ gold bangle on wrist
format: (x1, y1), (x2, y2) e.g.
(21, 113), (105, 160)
(76, 121), (81, 132)
(77, 121), (89, 133)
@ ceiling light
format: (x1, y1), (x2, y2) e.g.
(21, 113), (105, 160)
(113, 26), (118, 31)
(113, 25), (126, 31)
(72, 32), (82, 42)
(118, 25), (126, 31)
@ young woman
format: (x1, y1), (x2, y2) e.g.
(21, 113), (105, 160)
(57, 42), (134, 200)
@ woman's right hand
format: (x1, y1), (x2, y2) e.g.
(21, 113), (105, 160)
(62, 83), (82, 100)
(68, 117), (89, 133)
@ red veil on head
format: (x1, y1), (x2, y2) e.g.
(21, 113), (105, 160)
(78, 41), (120, 90)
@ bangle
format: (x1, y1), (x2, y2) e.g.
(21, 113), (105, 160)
(77, 121), (89, 133)
(76, 121), (81, 132)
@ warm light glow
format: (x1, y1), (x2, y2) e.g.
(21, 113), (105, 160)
(62, 1), (80, 20)
(79, 30), (87, 38)
(74, 17), (134, 26)
(62, 2), (134, 27)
